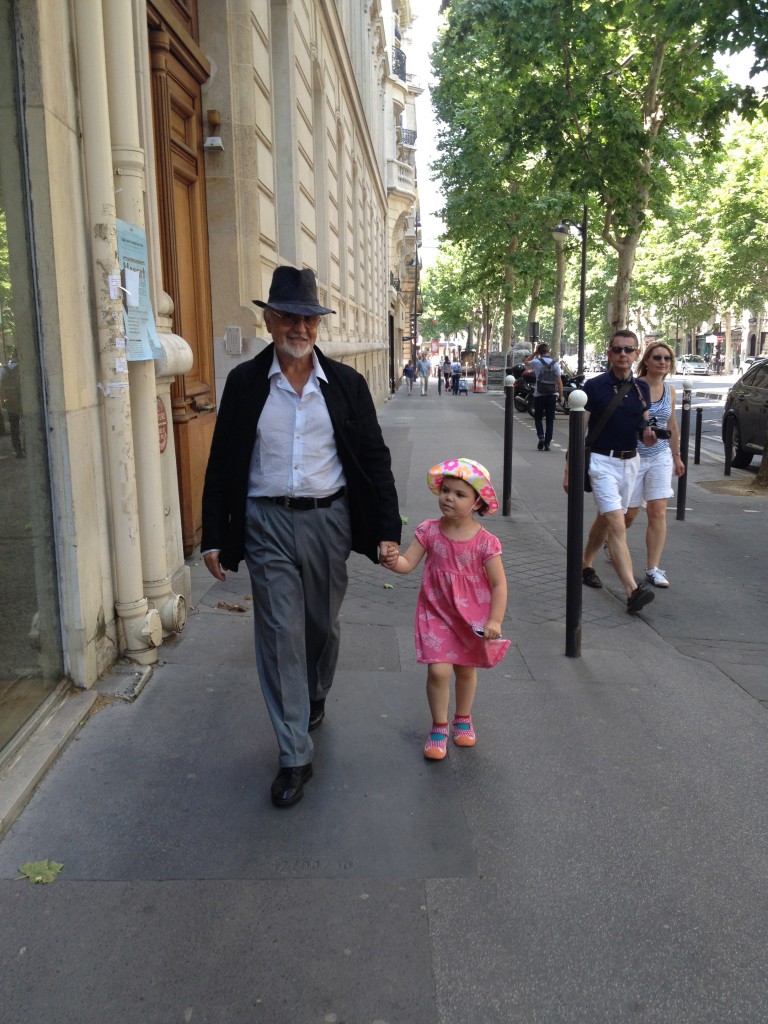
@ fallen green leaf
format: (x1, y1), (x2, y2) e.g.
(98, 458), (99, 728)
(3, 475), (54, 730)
(18, 860), (63, 884)
(383, 583), (394, 589)
(400, 513), (408, 525)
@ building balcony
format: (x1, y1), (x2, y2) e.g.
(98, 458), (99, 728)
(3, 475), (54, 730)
(387, 159), (416, 201)
(400, 128), (417, 147)
(392, 47), (406, 82)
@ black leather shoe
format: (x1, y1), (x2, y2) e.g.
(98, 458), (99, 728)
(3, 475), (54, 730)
(308, 698), (326, 731)
(627, 582), (654, 615)
(271, 764), (313, 808)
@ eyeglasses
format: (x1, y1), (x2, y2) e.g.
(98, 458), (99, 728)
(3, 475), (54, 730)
(610, 346), (637, 354)
(651, 354), (672, 362)
(268, 309), (321, 329)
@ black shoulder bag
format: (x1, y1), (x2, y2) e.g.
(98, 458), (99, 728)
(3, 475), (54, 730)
(581, 379), (634, 492)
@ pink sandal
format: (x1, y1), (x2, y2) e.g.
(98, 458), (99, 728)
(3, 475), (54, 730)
(423, 723), (449, 760)
(452, 715), (476, 747)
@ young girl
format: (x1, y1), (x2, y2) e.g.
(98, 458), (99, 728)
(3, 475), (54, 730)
(382, 458), (511, 760)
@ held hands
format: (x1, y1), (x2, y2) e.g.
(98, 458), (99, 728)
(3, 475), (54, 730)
(379, 541), (400, 570)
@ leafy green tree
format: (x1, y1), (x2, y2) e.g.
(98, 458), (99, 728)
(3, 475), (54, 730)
(431, 0), (757, 333)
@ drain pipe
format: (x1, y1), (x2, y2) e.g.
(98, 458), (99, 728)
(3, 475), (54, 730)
(73, 0), (161, 662)
(101, 0), (186, 636)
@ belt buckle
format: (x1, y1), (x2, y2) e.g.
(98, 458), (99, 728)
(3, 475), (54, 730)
(284, 496), (294, 509)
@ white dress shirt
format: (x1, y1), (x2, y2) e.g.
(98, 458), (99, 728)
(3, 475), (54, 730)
(248, 350), (346, 498)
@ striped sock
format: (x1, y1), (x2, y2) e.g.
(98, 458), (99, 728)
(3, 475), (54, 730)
(423, 722), (449, 760)
(452, 715), (476, 747)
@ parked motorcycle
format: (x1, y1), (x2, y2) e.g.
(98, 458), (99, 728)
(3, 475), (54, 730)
(511, 362), (586, 416)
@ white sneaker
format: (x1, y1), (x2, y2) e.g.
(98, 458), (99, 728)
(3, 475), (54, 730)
(603, 541), (612, 563)
(645, 567), (670, 588)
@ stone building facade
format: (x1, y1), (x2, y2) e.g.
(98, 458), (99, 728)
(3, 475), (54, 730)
(0, 0), (420, 773)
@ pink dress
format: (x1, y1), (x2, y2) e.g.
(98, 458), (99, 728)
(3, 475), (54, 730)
(413, 519), (511, 668)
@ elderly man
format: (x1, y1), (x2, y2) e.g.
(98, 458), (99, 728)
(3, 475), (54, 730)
(564, 330), (656, 615)
(202, 266), (401, 807)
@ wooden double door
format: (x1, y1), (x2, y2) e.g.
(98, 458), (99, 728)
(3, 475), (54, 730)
(149, 0), (215, 554)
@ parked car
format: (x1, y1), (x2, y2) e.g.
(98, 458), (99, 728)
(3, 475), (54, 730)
(722, 357), (768, 467)
(677, 353), (709, 375)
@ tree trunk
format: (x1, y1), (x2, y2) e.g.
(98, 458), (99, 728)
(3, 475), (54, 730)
(501, 239), (518, 356)
(527, 278), (541, 349)
(610, 233), (640, 333)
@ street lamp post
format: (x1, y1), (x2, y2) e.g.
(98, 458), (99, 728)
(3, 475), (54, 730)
(550, 225), (567, 359)
(552, 204), (588, 375)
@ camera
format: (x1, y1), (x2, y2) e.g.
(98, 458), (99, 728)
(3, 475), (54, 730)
(639, 416), (671, 440)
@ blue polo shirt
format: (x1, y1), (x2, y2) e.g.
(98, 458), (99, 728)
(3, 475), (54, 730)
(583, 372), (650, 450)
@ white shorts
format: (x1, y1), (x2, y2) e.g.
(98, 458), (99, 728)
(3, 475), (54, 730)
(589, 452), (639, 514)
(629, 449), (674, 507)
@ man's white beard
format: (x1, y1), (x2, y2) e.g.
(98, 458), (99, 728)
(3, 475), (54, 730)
(276, 337), (312, 360)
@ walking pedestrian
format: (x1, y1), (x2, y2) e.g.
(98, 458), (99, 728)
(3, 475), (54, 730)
(202, 266), (402, 808)
(450, 357), (461, 396)
(564, 330), (657, 615)
(524, 342), (563, 451)
(381, 458), (510, 760)
(442, 356), (452, 394)
(625, 341), (686, 586)
(404, 360), (415, 395)
(417, 353), (431, 395)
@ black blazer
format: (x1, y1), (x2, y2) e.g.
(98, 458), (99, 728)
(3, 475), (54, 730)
(201, 344), (402, 570)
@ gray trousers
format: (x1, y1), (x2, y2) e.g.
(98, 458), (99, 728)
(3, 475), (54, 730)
(244, 495), (351, 767)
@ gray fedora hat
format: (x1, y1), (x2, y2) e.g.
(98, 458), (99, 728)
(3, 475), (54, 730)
(253, 266), (335, 316)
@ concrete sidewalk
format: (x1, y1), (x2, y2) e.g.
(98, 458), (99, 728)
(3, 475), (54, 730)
(2, 384), (768, 1023)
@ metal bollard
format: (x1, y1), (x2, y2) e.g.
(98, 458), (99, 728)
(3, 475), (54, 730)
(676, 386), (692, 520)
(723, 414), (733, 477)
(502, 374), (515, 517)
(565, 389), (587, 658)
(694, 406), (702, 465)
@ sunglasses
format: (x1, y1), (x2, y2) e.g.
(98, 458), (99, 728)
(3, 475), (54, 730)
(610, 346), (637, 354)
(269, 309), (321, 328)
(651, 354), (672, 362)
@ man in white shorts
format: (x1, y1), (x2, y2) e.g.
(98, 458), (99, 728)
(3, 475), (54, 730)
(564, 330), (657, 614)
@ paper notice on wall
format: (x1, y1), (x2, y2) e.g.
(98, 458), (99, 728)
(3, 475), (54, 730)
(116, 220), (163, 361)
(122, 268), (140, 308)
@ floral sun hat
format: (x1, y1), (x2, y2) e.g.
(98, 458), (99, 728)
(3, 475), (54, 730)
(427, 458), (499, 515)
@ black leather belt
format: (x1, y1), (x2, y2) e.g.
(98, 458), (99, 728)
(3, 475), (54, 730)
(591, 449), (637, 460)
(265, 487), (346, 510)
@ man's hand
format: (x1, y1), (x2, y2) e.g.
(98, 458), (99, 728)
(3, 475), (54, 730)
(642, 424), (657, 446)
(203, 550), (227, 581)
(379, 541), (399, 569)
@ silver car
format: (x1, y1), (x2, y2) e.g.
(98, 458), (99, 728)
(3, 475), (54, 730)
(677, 354), (709, 375)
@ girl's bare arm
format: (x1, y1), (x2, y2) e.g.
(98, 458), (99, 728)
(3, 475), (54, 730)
(382, 537), (426, 574)
(482, 554), (507, 637)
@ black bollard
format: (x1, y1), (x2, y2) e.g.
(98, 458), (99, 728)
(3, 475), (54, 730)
(723, 414), (733, 477)
(676, 386), (692, 520)
(565, 390), (587, 657)
(502, 373), (514, 516)
(694, 406), (702, 465)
